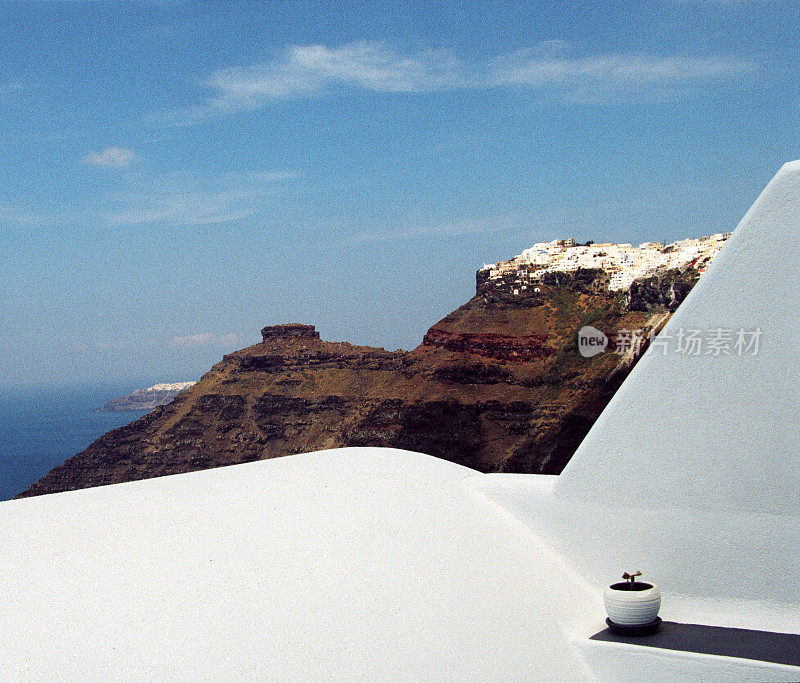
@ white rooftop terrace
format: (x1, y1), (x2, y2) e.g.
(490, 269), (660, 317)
(1, 162), (799, 679)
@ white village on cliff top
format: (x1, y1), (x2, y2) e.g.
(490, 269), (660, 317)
(483, 232), (731, 291)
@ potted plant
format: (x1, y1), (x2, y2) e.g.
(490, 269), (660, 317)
(603, 571), (661, 635)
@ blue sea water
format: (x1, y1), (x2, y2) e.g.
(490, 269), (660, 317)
(0, 386), (148, 501)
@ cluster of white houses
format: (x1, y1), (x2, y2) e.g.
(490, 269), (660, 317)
(482, 233), (731, 291)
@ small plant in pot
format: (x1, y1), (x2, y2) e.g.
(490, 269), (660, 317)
(604, 571), (662, 635)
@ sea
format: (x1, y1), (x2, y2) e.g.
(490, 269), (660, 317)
(0, 385), (148, 501)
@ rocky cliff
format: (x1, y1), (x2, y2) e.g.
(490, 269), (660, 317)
(18, 267), (689, 498)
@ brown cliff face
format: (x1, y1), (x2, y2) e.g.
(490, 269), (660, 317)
(17, 270), (678, 498)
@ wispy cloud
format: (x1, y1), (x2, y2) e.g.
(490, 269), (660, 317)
(350, 218), (506, 244)
(210, 42), (465, 100)
(490, 52), (753, 85)
(105, 168), (299, 226)
(0, 167), (298, 229)
(170, 332), (240, 348)
(0, 201), (51, 226)
(150, 41), (466, 124)
(84, 145), (137, 168)
(489, 51), (756, 101)
(150, 40), (758, 123)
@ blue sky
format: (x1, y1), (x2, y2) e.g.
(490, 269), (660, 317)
(1, 0), (798, 390)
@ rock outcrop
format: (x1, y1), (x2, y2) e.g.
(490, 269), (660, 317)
(17, 265), (690, 498)
(625, 267), (701, 312)
(261, 323), (320, 341)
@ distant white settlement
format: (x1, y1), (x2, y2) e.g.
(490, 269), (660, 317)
(102, 381), (197, 412)
(481, 233), (731, 292)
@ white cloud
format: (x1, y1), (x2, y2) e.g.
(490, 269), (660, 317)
(150, 40), (758, 123)
(105, 169), (299, 226)
(209, 41), (466, 103)
(150, 41), (466, 124)
(170, 332), (240, 348)
(489, 52), (756, 91)
(84, 146), (136, 168)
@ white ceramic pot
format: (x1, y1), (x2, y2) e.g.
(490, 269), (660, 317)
(604, 581), (661, 626)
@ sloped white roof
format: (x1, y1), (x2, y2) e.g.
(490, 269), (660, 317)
(0, 449), (598, 680)
(557, 159), (800, 515)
